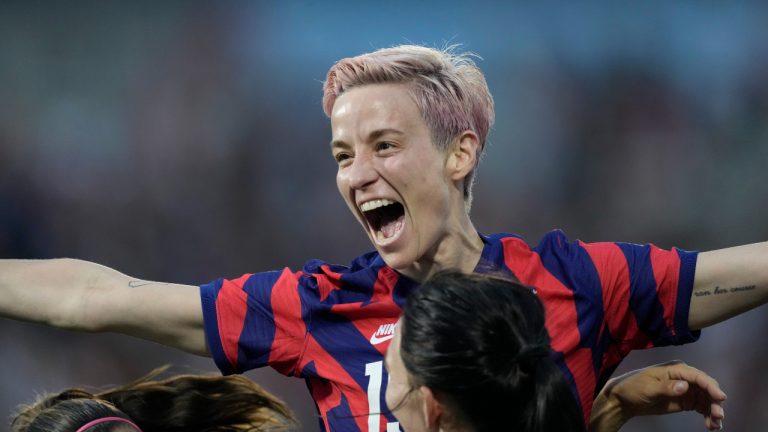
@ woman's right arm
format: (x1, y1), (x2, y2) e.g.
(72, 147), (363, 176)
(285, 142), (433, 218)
(0, 259), (208, 355)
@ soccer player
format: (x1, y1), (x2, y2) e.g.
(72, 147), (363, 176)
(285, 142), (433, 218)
(0, 45), (765, 430)
(386, 271), (726, 432)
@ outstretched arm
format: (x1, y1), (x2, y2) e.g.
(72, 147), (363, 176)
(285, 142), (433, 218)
(589, 361), (726, 432)
(689, 242), (768, 329)
(0, 259), (208, 355)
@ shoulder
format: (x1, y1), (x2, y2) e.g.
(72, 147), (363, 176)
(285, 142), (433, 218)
(302, 250), (383, 275)
(485, 230), (572, 255)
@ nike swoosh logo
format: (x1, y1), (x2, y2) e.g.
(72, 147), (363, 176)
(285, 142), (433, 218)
(370, 333), (395, 345)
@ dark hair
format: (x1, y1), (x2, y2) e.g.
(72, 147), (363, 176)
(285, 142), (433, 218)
(400, 271), (585, 432)
(12, 394), (135, 432)
(11, 367), (298, 432)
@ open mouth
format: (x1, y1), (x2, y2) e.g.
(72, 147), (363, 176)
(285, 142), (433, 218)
(360, 199), (405, 243)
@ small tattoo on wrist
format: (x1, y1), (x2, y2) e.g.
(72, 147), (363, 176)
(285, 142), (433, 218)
(128, 280), (167, 288)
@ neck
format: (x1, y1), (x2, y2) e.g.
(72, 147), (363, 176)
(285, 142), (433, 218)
(399, 213), (484, 282)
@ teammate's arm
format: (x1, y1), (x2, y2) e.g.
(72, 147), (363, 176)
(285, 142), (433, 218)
(589, 361), (725, 432)
(689, 241), (768, 329)
(0, 259), (208, 355)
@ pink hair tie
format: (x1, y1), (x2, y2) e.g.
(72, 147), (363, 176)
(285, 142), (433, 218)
(75, 417), (142, 432)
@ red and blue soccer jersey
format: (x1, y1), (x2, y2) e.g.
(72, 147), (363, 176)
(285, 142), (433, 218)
(200, 230), (699, 431)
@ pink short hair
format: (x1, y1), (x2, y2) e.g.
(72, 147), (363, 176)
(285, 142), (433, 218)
(323, 45), (495, 208)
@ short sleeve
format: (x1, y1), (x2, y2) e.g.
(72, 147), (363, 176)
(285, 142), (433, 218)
(578, 236), (700, 349)
(200, 268), (308, 376)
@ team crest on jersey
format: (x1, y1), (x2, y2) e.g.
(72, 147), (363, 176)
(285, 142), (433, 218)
(369, 322), (397, 345)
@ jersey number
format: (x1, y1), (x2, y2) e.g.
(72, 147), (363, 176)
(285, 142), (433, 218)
(365, 361), (400, 432)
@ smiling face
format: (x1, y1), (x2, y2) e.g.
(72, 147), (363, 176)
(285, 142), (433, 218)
(331, 83), (473, 278)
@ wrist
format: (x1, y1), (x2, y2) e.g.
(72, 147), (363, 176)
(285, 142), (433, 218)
(589, 387), (630, 432)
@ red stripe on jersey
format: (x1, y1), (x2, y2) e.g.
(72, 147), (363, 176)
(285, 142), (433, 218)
(318, 265), (343, 302)
(216, 274), (252, 370)
(373, 266), (400, 300)
(580, 242), (648, 356)
(269, 269), (307, 376)
(500, 237), (596, 421)
(302, 335), (369, 432)
(567, 348), (597, 425)
(650, 245), (681, 336)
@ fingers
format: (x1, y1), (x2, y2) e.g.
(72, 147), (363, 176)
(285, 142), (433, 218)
(674, 375), (725, 431)
(663, 362), (727, 402)
(671, 380), (688, 396)
(707, 400), (725, 431)
(657, 362), (726, 430)
(705, 414), (724, 431)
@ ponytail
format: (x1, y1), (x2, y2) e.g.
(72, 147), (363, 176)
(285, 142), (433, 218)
(400, 271), (584, 432)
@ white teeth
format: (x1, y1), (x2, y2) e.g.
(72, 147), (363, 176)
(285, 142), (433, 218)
(360, 198), (396, 212)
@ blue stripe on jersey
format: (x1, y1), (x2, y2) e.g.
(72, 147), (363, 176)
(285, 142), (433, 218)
(392, 275), (419, 308)
(237, 271), (282, 371)
(675, 249), (701, 342)
(199, 279), (233, 374)
(534, 231), (604, 352)
(327, 393), (358, 432)
(617, 243), (674, 346)
(340, 254), (387, 299)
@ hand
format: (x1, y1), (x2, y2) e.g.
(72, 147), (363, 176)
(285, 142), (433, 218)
(593, 360), (726, 431)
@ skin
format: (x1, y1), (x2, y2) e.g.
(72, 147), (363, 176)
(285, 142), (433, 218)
(330, 83), (484, 282)
(589, 361), (726, 432)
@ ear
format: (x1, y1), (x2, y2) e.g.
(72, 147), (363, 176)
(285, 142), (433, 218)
(445, 130), (480, 182)
(419, 386), (443, 430)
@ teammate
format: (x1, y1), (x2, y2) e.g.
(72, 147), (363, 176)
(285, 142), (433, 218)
(1, 44), (766, 431)
(11, 366), (297, 432)
(387, 271), (726, 432)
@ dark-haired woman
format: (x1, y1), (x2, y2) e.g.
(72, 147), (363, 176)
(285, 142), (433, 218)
(11, 367), (297, 432)
(386, 271), (725, 432)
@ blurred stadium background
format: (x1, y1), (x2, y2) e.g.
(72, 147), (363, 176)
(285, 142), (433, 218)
(1, 1), (767, 430)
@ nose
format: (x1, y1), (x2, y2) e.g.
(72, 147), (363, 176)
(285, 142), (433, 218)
(346, 153), (378, 190)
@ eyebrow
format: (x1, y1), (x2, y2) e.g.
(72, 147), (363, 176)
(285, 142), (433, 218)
(330, 128), (405, 150)
(368, 128), (404, 141)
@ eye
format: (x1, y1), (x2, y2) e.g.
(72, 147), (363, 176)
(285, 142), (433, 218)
(376, 141), (395, 152)
(334, 152), (352, 165)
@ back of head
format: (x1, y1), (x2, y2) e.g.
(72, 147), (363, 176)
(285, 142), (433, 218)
(323, 45), (495, 207)
(400, 271), (585, 432)
(12, 368), (297, 432)
(12, 391), (136, 432)
(98, 369), (297, 432)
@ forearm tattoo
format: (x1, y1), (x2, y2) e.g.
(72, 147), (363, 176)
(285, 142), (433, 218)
(694, 285), (757, 297)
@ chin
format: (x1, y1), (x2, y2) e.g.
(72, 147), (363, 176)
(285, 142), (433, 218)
(377, 248), (420, 277)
